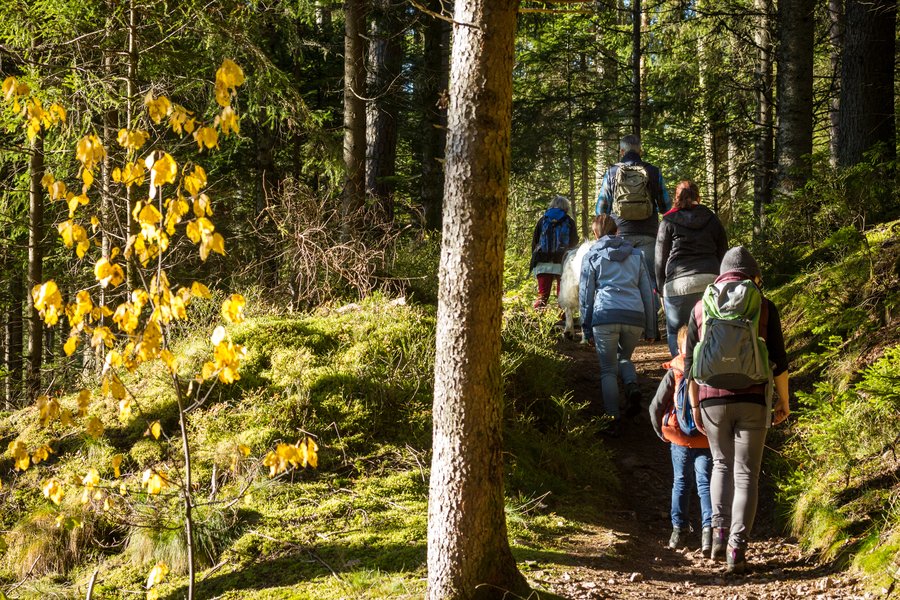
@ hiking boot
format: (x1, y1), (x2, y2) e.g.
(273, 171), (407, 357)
(726, 545), (747, 574)
(624, 384), (643, 418)
(701, 526), (713, 557)
(668, 527), (687, 549)
(710, 527), (728, 561)
(601, 418), (623, 438)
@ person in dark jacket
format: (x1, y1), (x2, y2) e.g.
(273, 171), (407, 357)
(580, 215), (655, 434)
(684, 247), (791, 574)
(595, 134), (670, 339)
(530, 195), (579, 309)
(655, 180), (728, 356)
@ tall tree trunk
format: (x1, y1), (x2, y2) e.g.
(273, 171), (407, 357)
(5, 259), (23, 407)
(125, 0), (138, 290)
(828, 0), (843, 167)
(580, 137), (589, 238)
(776, 0), (815, 191)
(420, 0), (450, 231)
(697, 31), (718, 211)
(725, 129), (743, 227)
(752, 0), (774, 239)
(427, 0), (529, 598)
(27, 134), (44, 400)
(837, 0), (896, 167)
(366, 0), (403, 224)
(631, 0), (642, 136)
(342, 0), (367, 238)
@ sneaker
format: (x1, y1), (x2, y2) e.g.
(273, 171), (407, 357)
(710, 527), (728, 561)
(624, 384), (642, 418)
(726, 545), (747, 574)
(668, 527), (687, 549)
(701, 526), (713, 557)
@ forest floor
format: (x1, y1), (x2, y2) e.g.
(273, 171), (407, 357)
(535, 339), (879, 600)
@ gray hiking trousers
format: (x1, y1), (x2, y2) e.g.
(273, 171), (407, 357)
(700, 402), (768, 549)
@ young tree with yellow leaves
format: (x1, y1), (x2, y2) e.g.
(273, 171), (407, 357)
(1, 60), (316, 600)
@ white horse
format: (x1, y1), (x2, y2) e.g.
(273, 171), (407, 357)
(557, 241), (593, 339)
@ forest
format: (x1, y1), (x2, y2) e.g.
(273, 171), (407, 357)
(0, 0), (897, 598)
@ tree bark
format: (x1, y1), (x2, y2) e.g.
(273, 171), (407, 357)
(420, 0), (450, 232)
(580, 137), (589, 239)
(776, 0), (815, 191)
(5, 259), (23, 407)
(828, 0), (843, 167)
(837, 0), (896, 166)
(366, 0), (403, 224)
(697, 31), (718, 211)
(631, 0), (642, 136)
(125, 0), (138, 290)
(341, 0), (367, 238)
(427, 0), (529, 598)
(752, 0), (774, 239)
(27, 134), (44, 400)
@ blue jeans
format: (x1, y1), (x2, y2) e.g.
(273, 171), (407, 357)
(593, 323), (642, 418)
(622, 234), (659, 338)
(671, 444), (713, 529)
(663, 292), (704, 357)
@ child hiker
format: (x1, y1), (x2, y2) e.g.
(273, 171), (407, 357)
(648, 325), (713, 555)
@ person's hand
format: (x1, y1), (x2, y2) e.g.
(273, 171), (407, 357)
(581, 336), (595, 348)
(773, 399), (790, 425)
(692, 405), (706, 435)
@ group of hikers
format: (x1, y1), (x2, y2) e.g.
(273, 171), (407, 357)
(528, 134), (792, 574)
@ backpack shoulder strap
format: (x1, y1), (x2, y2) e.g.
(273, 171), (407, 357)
(758, 296), (770, 341)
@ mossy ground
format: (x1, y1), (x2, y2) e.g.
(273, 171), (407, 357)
(0, 294), (617, 599)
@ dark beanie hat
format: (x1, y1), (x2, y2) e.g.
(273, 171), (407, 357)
(720, 246), (761, 279)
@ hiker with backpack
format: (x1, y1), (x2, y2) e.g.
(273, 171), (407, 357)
(649, 325), (714, 555)
(579, 214), (656, 436)
(595, 134), (670, 340)
(530, 195), (579, 309)
(655, 180), (728, 357)
(684, 246), (791, 574)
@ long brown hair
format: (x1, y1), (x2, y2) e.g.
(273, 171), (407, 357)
(592, 214), (617, 239)
(673, 180), (700, 210)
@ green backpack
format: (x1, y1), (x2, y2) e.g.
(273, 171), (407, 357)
(612, 163), (653, 220)
(692, 280), (772, 390)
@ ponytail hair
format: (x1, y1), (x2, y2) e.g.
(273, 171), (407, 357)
(673, 180), (700, 210)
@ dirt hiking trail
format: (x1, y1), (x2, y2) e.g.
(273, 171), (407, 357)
(536, 339), (882, 600)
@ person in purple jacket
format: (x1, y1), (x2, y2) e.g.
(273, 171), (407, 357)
(684, 247), (791, 574)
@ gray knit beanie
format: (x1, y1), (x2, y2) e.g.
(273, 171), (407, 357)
(720, 246), (761, 279)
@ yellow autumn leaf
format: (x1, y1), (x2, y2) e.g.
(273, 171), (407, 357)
(82, 468), (100, 488)
(183, 165), (207, 197)
(190, 282), (210, 298)
(82, 169), (94, 189)
(193, 126), (218, 151)
(149, 421), (162, 440)
(32, 444), (53, 465)
(237, 443), (251, 457)
(148, 152), (178, 189)
(141, 469), (167, 495)
(119, 398), (132, 420)
(64, 335), (79, 356)
(9, 440), (30, 471)
(94, 258), (125, 288)
(36, 394), (60, 427)
(85, 416), (105, 438)
(111, 454), (123, 478)
(77, 389), (91, 416)
(216, 106), (240, 136)
(75, 134), (105, 172)
(159, 349), (177, 373)
(32, 280), (63, 326)
(147, 561), (169, 588)
(42, 478), (65, 505)
(145, 93), (171, 124)
(221, 294), (245, 324)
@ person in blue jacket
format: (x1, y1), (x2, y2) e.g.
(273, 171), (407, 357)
(579, 214), (656, 435)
